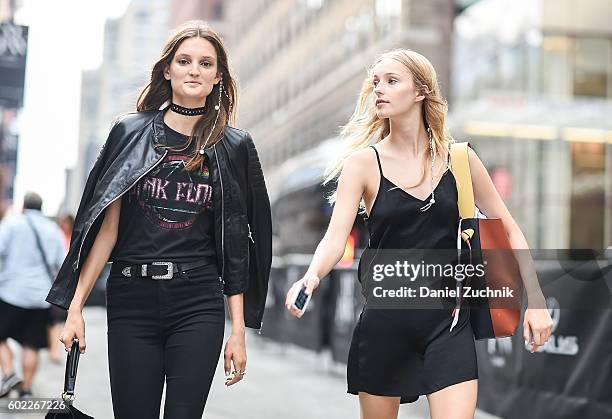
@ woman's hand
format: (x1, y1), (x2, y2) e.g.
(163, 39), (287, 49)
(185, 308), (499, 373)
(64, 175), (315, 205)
(224, 332), (247, 386)
(59, 309), (86, 354)
(523, 307), (553, 353)
(285, 272), (320, 318)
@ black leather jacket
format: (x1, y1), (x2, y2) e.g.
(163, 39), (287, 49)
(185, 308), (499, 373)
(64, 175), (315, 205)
(46, 110), (272, 329)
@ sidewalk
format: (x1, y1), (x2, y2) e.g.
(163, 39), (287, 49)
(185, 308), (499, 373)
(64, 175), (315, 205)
(1, 307), (499, 418)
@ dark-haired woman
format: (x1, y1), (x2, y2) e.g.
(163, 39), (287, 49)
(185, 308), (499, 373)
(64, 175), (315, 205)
(46, 21), (272, 419)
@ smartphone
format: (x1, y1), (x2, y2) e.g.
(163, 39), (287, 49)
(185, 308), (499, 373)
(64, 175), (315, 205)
(291, 286), (312, 313)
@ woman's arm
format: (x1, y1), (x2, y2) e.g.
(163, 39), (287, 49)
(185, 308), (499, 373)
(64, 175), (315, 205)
(467, 148), (544, 303)
(285, 149), (369, 316)
(307, 150), (370, 278)
(467, 148), (553, 351)
(60, 198), (122, 353)
(224, 293), (246, 386)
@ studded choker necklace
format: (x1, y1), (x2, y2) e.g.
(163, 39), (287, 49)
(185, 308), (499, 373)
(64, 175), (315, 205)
(170, 103), (206, 116)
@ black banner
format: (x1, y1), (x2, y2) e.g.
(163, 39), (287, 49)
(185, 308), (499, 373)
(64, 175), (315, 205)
(0, 22), (28, 108)
(329, 267), (365, 364)
(476, 260), (612, 418)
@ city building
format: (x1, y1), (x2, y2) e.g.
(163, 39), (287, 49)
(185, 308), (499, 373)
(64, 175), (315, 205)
(224, 0), (454, 254)
(451, 0), (612, 249)
(225, 0), (454, 171)
(63, 0), (170, 215)
(170, 0), (224, 30)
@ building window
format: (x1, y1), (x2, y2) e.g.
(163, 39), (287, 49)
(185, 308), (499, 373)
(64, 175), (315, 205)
(213, 3), (223, 20)
(569, 142), (606, 249)
(573, 38), (609, 98)
(375, 0), (401, 17)
(541, 36), (573, 99)
(376, 0), (401, 36)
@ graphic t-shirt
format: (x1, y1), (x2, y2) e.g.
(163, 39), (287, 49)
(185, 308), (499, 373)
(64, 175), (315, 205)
(110, 123), (217, 266)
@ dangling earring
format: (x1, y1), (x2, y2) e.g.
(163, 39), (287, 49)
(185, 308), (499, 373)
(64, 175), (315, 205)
(419, 126), (436, 212)
(214, 78), (222, 111)
(219, 77), (232, 111)
(199, 79), (223, 155)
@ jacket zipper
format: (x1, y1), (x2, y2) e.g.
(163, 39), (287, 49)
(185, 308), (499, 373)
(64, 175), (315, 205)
(213, 142), (264, 334)
(73, 150), (168, 271)
(247, 223), (254, 244)
(246, 222), (263, 334)
(214, 144), (225, 281)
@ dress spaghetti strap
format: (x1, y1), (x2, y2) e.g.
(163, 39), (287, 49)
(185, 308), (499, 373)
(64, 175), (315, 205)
(370, 145), (383, 177)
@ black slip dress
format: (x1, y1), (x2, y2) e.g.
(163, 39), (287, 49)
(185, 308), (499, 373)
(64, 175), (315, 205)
(347, 145), (478, 403)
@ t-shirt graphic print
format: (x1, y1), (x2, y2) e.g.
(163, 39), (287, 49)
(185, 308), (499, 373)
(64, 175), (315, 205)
(126, 153), (213, 230)
(110, 123), (218, 265)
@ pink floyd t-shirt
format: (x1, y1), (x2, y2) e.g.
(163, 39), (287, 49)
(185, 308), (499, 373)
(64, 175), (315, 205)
(110, 123), (217, 266)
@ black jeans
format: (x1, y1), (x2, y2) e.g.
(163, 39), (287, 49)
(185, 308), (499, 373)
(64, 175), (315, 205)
(106, 264), (225, 419)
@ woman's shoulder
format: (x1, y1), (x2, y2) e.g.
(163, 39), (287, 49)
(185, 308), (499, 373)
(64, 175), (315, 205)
(223, 124), (251, 142)
(222, 125), (256, 159)
(100, 111), (159, 153)
(345, 146), (378, 169)
(337, 147), (378, 187)
(110, 110), (158, 132)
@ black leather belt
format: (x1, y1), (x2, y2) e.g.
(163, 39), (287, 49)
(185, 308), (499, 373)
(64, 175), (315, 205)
(110, 258), (217, 280)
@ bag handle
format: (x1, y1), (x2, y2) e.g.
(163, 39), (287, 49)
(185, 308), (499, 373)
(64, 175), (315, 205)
(450, 142), (476, 219)
(24, 213), (56, 280)
(62, 339), (80, 404)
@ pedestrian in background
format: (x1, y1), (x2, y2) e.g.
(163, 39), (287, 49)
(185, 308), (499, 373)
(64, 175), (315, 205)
(0, 192), (66, 398)
(58, 214), (74, 251)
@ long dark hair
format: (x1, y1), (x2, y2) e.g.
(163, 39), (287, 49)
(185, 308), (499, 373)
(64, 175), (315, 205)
(137, 21), (238, 171)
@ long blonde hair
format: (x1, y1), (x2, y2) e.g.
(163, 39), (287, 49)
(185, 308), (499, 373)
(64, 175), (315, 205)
(324, 49), (454, 208)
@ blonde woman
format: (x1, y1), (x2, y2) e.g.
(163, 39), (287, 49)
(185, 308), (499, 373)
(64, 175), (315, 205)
(285, 49), (553, 419)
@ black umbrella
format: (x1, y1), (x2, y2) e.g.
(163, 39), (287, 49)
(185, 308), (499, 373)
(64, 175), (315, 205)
(45, 339), (93, 419)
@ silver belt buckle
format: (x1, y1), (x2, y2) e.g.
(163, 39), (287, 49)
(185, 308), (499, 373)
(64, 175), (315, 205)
(151, 262), (173, 280)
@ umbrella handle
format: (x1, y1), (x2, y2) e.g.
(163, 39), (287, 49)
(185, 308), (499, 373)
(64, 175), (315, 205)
(61, 339), (80, 403)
